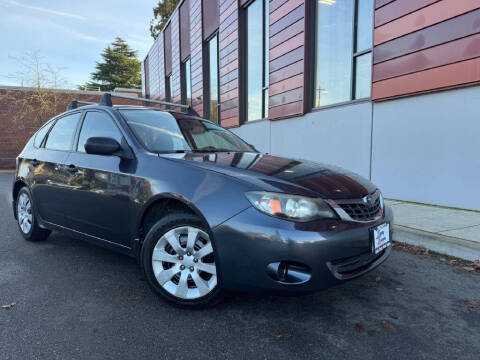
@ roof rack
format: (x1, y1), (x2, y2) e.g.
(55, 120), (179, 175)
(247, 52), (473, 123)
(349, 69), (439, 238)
(67, 100), (96, 110)
(67, 93), (200, 117)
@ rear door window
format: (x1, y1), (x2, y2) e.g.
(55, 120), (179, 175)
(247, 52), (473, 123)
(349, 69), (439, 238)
(45, 113), (81, 151)
(77, 111), (123, 152)
(33, 120), (54, 148)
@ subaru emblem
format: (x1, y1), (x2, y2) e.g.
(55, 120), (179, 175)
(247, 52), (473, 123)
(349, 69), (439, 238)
(363, 195), (372, 204)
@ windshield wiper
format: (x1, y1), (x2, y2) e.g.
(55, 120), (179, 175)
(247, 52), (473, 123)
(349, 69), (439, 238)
(156, 150), (193, 154)
(192, 147), (239, 153)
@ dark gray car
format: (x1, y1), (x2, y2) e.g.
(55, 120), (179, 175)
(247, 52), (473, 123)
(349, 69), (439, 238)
(12, 95), (393, 307)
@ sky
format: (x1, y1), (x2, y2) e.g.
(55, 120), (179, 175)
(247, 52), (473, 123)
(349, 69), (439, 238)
(0, 0), (155, 88)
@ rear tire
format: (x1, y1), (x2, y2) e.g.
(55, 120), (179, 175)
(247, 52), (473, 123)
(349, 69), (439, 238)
(16, 187), (51, 242)
(141, 212), (223, 308)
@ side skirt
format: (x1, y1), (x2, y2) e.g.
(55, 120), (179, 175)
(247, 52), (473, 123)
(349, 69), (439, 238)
(41, 219), (134, 257)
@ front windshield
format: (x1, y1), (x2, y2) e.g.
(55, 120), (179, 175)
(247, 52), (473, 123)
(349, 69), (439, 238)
(119, 109), (255, 153)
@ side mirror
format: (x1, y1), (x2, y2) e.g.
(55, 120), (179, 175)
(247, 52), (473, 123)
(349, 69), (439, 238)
(85, 137), (121, 156)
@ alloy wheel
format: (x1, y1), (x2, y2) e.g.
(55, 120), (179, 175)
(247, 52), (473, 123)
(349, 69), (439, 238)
(17, 193), (33, 234)
(151, 226), (217, 300)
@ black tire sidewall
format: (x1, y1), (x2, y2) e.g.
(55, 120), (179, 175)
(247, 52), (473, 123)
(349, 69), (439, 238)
(141, 212), (223, 308)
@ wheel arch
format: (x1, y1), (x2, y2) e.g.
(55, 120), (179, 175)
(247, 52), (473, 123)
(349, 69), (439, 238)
(136, 194), (211, 247)
(12, 179), (27, 219)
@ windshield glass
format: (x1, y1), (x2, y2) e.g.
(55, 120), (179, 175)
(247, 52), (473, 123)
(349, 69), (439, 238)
(119, 109), (255, 153)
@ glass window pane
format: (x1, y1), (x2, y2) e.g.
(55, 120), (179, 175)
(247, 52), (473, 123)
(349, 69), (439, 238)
(356, 0), (374, 52)
(247, 0), (263, 121)
(34, 120), (53, 148)
(185, 58), (192, 106)
(166, 75), (172, 102)
(169, 75), (173, 101)
(120, 110), (190, 152)
(355, 52), (372, 99)
(77, 112), (123, 152)
(208, 34), (219, 123)
(45, 113), (81, 151)
(120, 110), (254, 153)
(263, 0), (269, 119)
(315, 0), (354, 107)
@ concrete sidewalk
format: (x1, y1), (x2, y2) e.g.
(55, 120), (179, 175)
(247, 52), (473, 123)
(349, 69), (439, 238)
(387, 199), (480, 261)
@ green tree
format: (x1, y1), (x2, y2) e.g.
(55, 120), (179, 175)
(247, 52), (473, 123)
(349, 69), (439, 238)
(149, 0), (180, 39)
(84, 37), (141, 91)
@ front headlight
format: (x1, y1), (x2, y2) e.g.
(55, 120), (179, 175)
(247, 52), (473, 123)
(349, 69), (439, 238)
(245, 191), (337, 222)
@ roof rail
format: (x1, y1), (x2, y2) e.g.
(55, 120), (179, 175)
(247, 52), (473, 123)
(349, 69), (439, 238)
(67, 100), (96, 110)
(100, 93), (200, 116)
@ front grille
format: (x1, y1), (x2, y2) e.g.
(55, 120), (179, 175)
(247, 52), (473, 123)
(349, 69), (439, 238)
(339, 193), (381, 221)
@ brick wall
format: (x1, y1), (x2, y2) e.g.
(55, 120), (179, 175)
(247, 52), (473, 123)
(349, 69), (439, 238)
(0, 87), (138, 169)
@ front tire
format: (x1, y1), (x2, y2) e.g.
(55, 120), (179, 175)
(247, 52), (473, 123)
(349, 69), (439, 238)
(141, 212), (223, 308)
(16, 187), (51, 242)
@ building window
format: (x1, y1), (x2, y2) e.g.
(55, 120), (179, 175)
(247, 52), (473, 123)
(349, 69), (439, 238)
(206, 33), (220, 123)
(181, 58), (192, 106)
(165, 74), (173, 108)
(314, 0), (373, 108)
(245, 0), (269, 122)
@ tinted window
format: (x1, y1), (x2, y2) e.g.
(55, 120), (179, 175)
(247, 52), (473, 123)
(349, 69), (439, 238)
(45, 113), (81, 151)
(355, 52), (372, 99)
(77, 111), (123, 152)
(207, 34), (219, 123)
(356, 0), (374, 53)
(314, 0), (374, 107)
(181, 58), (192, 106)
(186, 120), (250, 152)
(246, 0), (269, 121)
(315, 0), (354, 107)
(34, 120), (53, 148)
(166, 74), (173, 103)
(120, 109), (254, 153)
(121, 109), (190, 152)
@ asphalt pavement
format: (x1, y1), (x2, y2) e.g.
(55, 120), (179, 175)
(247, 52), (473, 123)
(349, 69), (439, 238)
(0, 173), (479, 360)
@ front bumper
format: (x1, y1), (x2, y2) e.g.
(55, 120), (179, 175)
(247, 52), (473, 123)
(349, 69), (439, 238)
(212, 205), (393, 294)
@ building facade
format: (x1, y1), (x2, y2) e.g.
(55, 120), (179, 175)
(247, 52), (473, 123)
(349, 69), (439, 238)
(142, 0), (480, 211)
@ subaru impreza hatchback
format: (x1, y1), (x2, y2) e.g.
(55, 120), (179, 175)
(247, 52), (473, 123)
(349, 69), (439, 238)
(12, 93), (393, 307)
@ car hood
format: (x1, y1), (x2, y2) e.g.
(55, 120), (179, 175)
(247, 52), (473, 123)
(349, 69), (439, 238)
(164, 152), (377, 199)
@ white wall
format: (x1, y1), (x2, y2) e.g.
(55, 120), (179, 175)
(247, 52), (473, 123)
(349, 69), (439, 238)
(371, 85), (480, 211)
(231, 119), (270, 154)
(232, 102), (373, 179)
(231, 86), (480, 211)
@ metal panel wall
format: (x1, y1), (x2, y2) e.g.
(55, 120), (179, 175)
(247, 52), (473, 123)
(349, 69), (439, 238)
(203, 0), (220, 40)
(190, 0), (204, 116)
(171, 11), (182, 103)
(164, 23), (172, 76)
(268, 0), (306, 120)
(180, 0), (190, 62)
(372, 0), (480, 100)
(219, 0), (240, 128)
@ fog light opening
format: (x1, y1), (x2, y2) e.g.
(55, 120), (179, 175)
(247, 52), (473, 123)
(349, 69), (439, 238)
(266, 261), (312, 284)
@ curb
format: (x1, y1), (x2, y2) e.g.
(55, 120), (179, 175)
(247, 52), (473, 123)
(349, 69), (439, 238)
(392, 225), (480, 261)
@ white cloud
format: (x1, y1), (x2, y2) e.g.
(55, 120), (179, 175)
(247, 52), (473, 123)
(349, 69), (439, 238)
(5, 0), (86, 20)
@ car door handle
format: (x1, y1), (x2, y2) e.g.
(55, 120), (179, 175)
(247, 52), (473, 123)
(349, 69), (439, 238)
(66, 164), (78, 173)
(31, 159), (39, 167)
